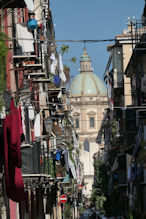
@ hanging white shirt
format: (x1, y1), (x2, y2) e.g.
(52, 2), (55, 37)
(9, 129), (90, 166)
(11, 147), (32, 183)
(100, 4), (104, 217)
(50, 53), (57, 75)
(24, 0), (34, 12)
(58, 53), (66, 82)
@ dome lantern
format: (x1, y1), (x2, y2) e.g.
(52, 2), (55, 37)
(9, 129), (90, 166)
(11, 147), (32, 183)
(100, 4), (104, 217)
(80, 48), (92, 73)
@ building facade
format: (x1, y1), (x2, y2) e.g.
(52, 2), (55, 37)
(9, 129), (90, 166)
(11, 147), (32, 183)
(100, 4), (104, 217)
(70, 48), (107, 199)
(100, 5), (146, 217)
(0, 1), (80, 218)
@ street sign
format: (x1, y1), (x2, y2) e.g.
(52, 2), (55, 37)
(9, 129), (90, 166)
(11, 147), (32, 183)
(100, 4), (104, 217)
(60, 194), (67, 204)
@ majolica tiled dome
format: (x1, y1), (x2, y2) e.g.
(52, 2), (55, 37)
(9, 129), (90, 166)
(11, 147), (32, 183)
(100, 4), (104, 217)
(70, 48), (107, 97)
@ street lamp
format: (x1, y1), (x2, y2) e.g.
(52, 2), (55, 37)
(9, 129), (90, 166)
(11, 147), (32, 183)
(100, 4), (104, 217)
(44, 117), (53, 135)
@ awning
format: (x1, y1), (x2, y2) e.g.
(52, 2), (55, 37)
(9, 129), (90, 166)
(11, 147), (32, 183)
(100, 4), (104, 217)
(68, 155), (77, 179)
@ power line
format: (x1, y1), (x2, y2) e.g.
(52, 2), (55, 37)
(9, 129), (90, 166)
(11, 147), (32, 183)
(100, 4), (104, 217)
(106, 106), (146, 109)
(55, 39), (115, 43)
(0, 37), (141, 44)
(0, 37), (115, 42)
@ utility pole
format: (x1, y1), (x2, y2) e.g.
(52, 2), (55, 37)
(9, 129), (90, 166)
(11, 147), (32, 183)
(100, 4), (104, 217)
(56, 183), (62, 219)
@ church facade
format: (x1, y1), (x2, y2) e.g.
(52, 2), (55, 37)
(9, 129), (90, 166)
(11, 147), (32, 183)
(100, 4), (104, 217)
(70, 48), (108, 198)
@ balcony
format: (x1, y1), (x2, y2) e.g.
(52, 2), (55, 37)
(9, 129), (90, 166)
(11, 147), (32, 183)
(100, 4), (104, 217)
(27, 72), (46, 77)
(21, 141), (50, 176)
(13, 55), (39, 62)
(23, 63), (42, 69)
(0, 0), (26, 8)
(32, 78), (50, 83)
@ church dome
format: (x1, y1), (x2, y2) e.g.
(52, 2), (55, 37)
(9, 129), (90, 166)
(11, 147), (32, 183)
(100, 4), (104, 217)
(70, 72), (107, 96)
(70, 48), (107, 97)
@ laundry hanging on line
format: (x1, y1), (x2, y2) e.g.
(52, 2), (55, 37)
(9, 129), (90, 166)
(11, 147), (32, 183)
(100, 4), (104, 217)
(16, 23), (34, 53)
(58, 53), (66, 82)
(3, 99), (25, 202)
(49, 53), (58, 75)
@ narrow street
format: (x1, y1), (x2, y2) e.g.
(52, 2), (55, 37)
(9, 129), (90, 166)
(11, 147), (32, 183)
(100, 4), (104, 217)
(0, 0), (146, 219)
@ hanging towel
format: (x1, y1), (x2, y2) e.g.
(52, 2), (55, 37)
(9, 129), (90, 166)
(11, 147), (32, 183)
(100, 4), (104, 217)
(56, 149), (61, 161)
(3, 100), (25, 202)
(58, 53), (66, 82)
(16, 23), (34, 53)
(57, 90), (62, 99)
(34, 113), (41, 137)
(54, 75), (61, 86)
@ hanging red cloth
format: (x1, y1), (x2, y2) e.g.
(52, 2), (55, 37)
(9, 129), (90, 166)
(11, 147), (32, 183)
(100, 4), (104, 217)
(3, 100), (25, 202)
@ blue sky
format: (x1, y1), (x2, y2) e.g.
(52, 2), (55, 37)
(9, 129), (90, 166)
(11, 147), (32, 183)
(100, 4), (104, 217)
(50, 0), (144, 83)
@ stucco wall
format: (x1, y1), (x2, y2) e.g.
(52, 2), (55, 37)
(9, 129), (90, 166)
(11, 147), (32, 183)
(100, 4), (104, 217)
(71, 95), (107, 198)
(79, 141), (100, 197)
(122, 44), (132, 106)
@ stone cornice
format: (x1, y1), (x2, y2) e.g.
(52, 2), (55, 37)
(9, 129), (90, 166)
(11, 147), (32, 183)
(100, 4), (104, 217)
(87, 111), (96, 115)
(73, 112), (80, 116)
(84, 175), (94, 178)
(70, 101), (108, 106)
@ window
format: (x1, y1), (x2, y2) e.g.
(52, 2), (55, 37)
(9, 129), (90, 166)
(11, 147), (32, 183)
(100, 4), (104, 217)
(75, 118), (79, 128)
(90, 117), (95, 128)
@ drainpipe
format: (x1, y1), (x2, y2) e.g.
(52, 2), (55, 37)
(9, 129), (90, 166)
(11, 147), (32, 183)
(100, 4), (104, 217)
(12, 8), (18, 92)
(4, 9), (10, 91)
